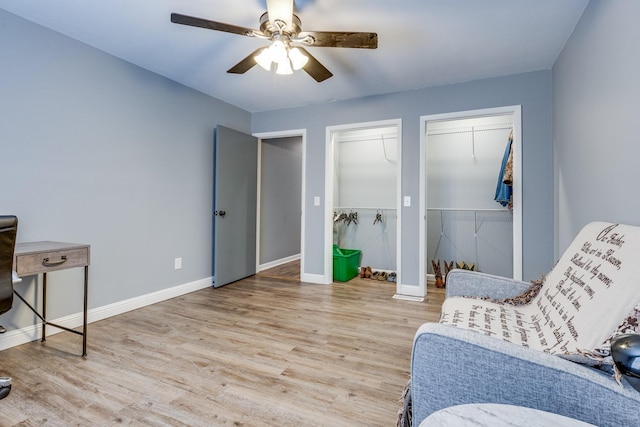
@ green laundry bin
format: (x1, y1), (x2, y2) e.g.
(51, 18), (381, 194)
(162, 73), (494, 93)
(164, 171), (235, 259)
(332, 245), (362, 282)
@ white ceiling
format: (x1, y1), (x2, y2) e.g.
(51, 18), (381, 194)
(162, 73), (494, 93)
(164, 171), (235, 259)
(0, 0), (588, 113)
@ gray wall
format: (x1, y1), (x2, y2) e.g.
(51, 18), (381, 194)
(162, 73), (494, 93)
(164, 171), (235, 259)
(260, 137), (302, 265)
(0, 10), (250, 329)
(553, 0), (640, 255)
(252, 71), (554, 285)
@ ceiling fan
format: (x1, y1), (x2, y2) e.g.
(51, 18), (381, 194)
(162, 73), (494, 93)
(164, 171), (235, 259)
(170, 0), (378, 82)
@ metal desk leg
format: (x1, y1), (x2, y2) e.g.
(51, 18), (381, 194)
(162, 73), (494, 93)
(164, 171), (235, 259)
(42, 272), (47, 342)
(83, 265), (88, 357)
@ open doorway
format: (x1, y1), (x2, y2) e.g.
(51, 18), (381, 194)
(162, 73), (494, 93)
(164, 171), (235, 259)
(325, 119), (402, 287)
(419, 106), (522, 297)
(254, 129), (306, 281)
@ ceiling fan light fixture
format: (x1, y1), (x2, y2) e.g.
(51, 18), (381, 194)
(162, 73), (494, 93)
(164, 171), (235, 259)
(255, 38), (306, 75)
(270, 40), (288, 64)
(254, 48), (273, 70)
(288, 47), (308, 70)
(276, 58), (293, 75)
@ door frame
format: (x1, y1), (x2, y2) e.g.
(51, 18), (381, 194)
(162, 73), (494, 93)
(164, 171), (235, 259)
(253, 129), (307, 279)
(419, 105), (523, 296)
(324, 119), (403, 286)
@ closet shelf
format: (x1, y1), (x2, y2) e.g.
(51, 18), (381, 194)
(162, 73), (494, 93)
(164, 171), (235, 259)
(334, 206), (397, 210)
(426, 124), (513, 136)
(427, 208), (511, 212)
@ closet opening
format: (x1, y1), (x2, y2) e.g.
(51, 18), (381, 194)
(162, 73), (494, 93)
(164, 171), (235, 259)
(419, 106), (522, 297)
(325, 119), (401, 287)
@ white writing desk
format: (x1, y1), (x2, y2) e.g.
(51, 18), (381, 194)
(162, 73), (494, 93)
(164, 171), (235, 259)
(13, 241), (90, 357)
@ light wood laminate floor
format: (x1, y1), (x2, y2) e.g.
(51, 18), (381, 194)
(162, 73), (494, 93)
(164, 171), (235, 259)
(0, 267), (444, 426)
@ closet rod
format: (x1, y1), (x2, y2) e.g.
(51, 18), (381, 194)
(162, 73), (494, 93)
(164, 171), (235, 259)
(430, 208), (512, 238)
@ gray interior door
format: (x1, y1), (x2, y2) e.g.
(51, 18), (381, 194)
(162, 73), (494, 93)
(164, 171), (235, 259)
(212, 125), (258, 288)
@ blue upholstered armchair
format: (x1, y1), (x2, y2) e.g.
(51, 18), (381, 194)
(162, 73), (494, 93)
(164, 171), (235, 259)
(410, 222), (640, 426)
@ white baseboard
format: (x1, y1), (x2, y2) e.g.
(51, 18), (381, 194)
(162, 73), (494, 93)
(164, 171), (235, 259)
(0, 323), (41, 351)
(393, 294), (425, 302)
(301, 273), (331, 284)
(0, 277), (212, 352)
(258, 254), (300, 272)
(396, 283), (426, 298)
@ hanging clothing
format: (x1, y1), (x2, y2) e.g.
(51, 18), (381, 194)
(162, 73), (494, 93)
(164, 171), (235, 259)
(494, 138), (513, 207)
(503, 131), (514, 185)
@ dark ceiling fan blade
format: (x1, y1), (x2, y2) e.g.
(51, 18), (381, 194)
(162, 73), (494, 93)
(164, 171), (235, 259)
(298, 31), (378, 49)
(171, 13), (258, 37)
(297, 47), (333, 82)
(227, 48), (266, 74)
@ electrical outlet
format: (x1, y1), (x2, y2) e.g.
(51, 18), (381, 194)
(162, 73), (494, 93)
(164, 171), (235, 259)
(174, 257), (182, 270)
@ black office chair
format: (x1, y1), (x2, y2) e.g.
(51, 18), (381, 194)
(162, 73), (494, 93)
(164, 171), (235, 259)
(0, 215), (18, 400)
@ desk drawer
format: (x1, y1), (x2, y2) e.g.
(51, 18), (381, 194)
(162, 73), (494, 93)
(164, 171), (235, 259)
(15, 247), (89, 276)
